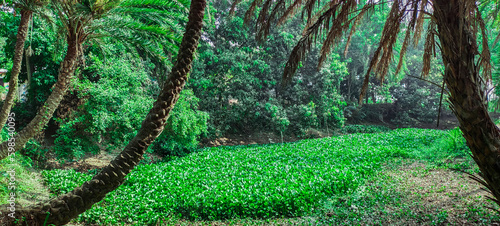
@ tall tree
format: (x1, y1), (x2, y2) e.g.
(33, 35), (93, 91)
(1, 0), (206, 224)
(235, 0), (500, 208)
(0, 0), (47, 132)
(0, 0), (188, 160)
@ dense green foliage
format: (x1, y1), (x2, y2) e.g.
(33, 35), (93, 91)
(41, 128), (475, 225)
(0, 0), (200, 162)
(0, 11), (63, 124)
(189, 1), (347, 137)
(53, 53), (155, 159)
(52, 52), (208, 160)
(1, 0), (500, 225)
(41, 169), (93, 196)
(151, 89), (209, 157)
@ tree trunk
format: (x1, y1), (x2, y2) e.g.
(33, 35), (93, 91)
(0, 34), (80, 160)
(25, 46), (33, 94)
(0, 10), (32, 129)
(0, 0), (206, 224)
(434, 0), (500, 207)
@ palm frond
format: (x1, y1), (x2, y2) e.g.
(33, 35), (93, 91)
(75, 0), (121, 20)
(254, 0), (275, 42)
(92, 15), (180, 50)
(318, 0), (357, 69)
(374, 1), (407, 82)
(359, 0), (408, 104)
(283, 0), (377, 82)
(119, 0), (189, 12)
(244, 0), (262, 25)
(238, 0), (492, 109)
(277, 0), (304, 26)
(412, 0), (427, 46)
(394, 26), (411, 76)
(343, 3), (375, 57)
(421, 19), (435, 77)
(112, 7), (185, 33)
(303, 0), (319, 21)
(15, 0), (48, 11)
(282, 2), (339, 82)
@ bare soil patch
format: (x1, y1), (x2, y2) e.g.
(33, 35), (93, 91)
(44, 151), (162, 173)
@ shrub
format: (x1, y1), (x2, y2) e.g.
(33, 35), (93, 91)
(21, 140), (49, 168)
(53, 54), (208, 160)
(390, 79), (441, 126)
(151, 89), (209, 157)
(53, 54), (154, 160)
(287, 102), (319, 136)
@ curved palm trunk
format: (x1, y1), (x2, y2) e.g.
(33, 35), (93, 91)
(434, 0), (500, 206)
(0, 34), (80, 160)
(1, 0), (206, 225)
(0, 10), (32, 128)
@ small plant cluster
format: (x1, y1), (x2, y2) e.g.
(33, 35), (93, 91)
(339, 125), (391, 134)
(41, 169), (92, 196)
(409, 127), (474, 170)
(40, 128), (459, 225)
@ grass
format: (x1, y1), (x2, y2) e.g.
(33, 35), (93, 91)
(36, 128), (499, 225)
(316, 159), (499, 225)
(0, 152), (50, 208)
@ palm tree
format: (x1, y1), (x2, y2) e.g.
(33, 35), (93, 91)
(234, 0), (500, 209)
(1, 0), (206, 224)
(0, 0), (189, 160)
(0, 0), (48, 135)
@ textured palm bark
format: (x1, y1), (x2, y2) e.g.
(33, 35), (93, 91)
(434, 0), (500, 206)
(0, 10), (32, 129)
(0, 34), (80, 161)
(0, 0), (206, 225)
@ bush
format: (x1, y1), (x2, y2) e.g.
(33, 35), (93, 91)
(53, 53), (207, 161)
(21, 140), (49, 168)
(151, 89), (209, 157)
(287, 102), (319, 135)
(390, 79), (441, 126)
(53, 54), (154, 160)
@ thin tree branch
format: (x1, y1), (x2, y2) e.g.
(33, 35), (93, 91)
(407, 74), (449, 95)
